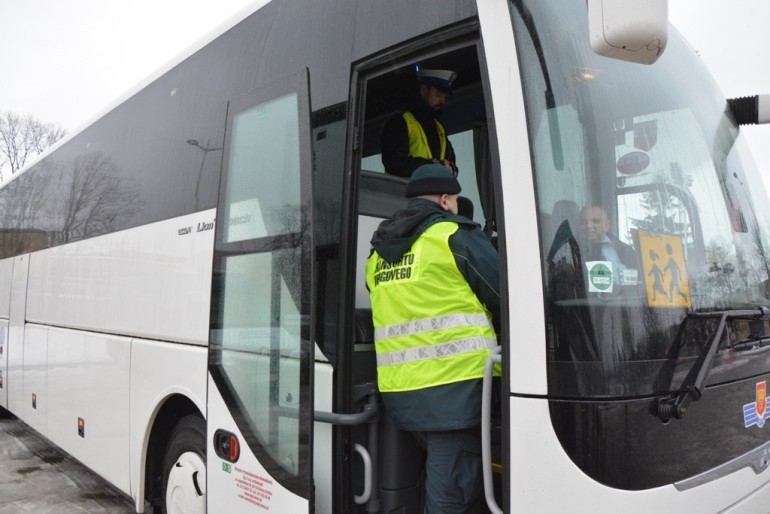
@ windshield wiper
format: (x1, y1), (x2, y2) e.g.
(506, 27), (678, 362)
(653, 306), (770, 422)
(729, 334), (770, 352)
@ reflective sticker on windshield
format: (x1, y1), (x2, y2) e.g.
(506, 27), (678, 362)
(743, 381), (770, 428)
(619, 268), (638, 286)
(586, 261), (613, 293)
(638, 231), (691, 308)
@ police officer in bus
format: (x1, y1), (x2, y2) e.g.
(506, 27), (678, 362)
(366, 163), (499, 513)
(380, 69), (459, 178)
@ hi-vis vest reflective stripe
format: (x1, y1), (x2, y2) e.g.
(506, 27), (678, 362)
(402, 111), (447, 162)
(365, 221), (497, 393)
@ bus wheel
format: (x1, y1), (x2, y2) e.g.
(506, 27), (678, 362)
(161, 414), (206, 514)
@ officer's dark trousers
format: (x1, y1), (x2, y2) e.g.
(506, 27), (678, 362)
(411, 427), (483, 514)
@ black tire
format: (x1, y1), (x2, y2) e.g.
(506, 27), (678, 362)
(160, 414), (207, 514)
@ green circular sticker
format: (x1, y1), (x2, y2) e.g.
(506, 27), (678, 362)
(589, 263), (612, 291)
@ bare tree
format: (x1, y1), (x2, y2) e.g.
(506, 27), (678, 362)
(0, 168), (52, 258)
(50, 152), (142, 244)
(0, 111), (66, 181)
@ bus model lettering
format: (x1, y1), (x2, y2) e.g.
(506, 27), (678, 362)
(197, 221), (215, 232)
(229, 214), (252, 226)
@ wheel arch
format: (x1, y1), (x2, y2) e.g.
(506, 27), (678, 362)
(143, 394), (205, 510)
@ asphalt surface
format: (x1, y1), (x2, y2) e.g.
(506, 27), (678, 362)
(0, 412), (137, 513)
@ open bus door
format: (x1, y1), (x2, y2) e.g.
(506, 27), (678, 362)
(207, 70), (315, 513)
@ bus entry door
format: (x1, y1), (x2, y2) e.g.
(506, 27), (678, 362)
(207, 70), (315, 513)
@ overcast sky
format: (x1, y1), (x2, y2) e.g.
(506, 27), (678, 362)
(1, 0), (768, 189)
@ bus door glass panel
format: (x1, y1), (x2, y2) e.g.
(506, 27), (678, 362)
(211, 70), (314, 501)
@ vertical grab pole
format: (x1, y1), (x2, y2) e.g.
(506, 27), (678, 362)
(365, 394), (380, 513)
(482, 346), (503, 514)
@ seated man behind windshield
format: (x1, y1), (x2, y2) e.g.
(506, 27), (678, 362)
(580, 205), (639, 286)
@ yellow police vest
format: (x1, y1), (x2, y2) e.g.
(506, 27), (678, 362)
(402, 111), (447, 162)
(366, 221), (497, 393)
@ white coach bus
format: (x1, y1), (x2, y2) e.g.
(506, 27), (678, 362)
(2, 0), (770, 512)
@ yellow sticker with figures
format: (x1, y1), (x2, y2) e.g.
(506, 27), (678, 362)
(638, 230), (691, 308)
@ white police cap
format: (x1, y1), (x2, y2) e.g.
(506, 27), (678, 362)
(416, 69), (457, 92)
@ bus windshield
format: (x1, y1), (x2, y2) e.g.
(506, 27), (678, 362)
(511, 0), (770, 399)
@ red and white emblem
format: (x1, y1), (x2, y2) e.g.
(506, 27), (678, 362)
(744, 381), (770, 428)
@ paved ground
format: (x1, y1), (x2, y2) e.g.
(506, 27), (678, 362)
(0, 412), (137, 513)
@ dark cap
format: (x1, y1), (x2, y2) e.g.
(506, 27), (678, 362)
(416, 69), (457, 93)
(405, 164), (462, 198)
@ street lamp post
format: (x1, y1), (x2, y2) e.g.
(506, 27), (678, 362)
(186, 139), (223, 209)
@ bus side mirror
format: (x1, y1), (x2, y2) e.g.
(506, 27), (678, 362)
(588, 0), (668, 65)
(728, 95), (770, 126)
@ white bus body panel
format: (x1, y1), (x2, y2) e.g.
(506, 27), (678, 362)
(509, 395), (770, 512)
(21, 324), (48, 435)
(7, 211), (213, 503)
(477, 0), (547, 395)
(26, 210), (216, 346)
(0, 319), (7, 409)
(724, 481), (770, 512)
(207, 373), (311, 512)
(8, 255), (29, 415)
(0, 258), (10, 409)
(0, 258), (11, 407)
(130, 339), (208, 510)
(46, 326), (132, 495)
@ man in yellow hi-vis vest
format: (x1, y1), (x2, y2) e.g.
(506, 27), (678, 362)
(366, 164), (499, 513)
(381, 69), (458, 178)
